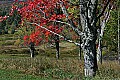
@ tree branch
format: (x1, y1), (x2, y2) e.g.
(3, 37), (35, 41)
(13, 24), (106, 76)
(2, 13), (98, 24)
(100, 5), (113, 37)
(59, 1), (83, 36)
(97, 0), (111, 19)
(52, 20), (71, 26)
(28, 22), (81, 46)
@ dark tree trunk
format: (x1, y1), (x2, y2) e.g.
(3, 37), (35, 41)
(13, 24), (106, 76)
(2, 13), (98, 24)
(29, 42), (35, 58)
(54, 6), (61, 59)
(55, 35), (60, 59)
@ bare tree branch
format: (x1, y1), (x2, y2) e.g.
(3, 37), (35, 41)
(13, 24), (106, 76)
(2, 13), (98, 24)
(59, 1), (83, 36)
(28, 22), (81, 46)
(97, 0), (111, 19)
(100, 5), (113, 37)
(52, 20), (71, 26)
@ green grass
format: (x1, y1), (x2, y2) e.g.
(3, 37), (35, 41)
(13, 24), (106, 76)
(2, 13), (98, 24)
(0, 56), (83, 79)
(0, 37), (14, 41)
(0, 69), (52, 80)
(0, 34), (120, 79)
(0, 56), (119, 80)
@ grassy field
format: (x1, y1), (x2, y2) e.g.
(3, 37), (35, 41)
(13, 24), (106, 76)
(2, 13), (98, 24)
(0, 55), (120, 80)
(0, 69), (52, 80)
(0, 34), (120, 80)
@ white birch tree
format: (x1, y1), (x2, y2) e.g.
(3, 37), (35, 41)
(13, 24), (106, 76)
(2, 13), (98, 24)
(97, 5), (113, 63)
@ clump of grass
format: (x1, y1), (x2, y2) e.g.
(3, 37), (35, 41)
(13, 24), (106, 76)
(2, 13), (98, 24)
(97, 61), (120, 79)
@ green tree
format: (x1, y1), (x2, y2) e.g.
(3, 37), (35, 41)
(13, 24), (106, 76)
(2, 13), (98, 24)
(103, 9), (118, 52)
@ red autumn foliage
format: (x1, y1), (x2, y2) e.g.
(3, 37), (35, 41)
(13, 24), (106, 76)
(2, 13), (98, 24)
(23, 35), (29, 41)
(0, 0), (73, 46)
(13, 0), (68, 45)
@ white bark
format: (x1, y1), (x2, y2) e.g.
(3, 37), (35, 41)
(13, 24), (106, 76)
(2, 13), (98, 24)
(80, 0), (98, 77)
(97, 28), (102, 63)
(30, 49), (33, 58)
(97, 5), (113, 63)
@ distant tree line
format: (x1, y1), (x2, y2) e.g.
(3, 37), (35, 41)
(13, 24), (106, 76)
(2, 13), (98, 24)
(0, 2), (21, 34)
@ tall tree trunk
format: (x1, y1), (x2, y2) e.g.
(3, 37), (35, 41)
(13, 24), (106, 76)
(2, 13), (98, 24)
(97, 18), (102, 64)
(54, 21), (60, 59)
(82, 26), (98, 77)
(80, 0), (98, 77)
(97, 4), (113, 63)
(54, 6), (61, 59)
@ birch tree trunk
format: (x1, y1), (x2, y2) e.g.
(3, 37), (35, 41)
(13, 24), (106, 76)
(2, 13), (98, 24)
(97, 5), (112, 63)
(97, 20), (105, 63)
(81, 25), (98, 77)
(80, 0), (98, 77)
(97, 28), (102, 64)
